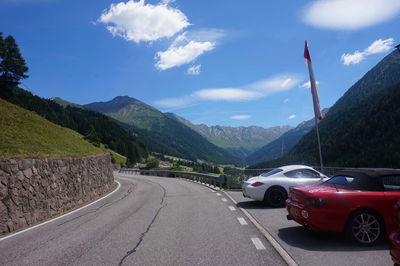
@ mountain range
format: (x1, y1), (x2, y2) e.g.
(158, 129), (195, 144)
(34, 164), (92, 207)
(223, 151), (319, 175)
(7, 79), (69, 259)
(51, 95), (312, 166)
(165, 112), (292, 159)
(84, 96), (244, 165)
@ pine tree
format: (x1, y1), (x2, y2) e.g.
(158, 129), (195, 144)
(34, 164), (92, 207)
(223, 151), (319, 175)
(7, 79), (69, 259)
(0, 34), (29, 90)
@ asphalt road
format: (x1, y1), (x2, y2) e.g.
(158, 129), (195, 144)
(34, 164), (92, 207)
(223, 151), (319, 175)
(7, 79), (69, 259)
(0, 173), (285, 266)
(227, 191), (393, 266)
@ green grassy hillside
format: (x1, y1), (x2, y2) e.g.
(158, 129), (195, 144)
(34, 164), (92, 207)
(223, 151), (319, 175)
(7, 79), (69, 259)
(0, 98), (103, 158)
(1, 87), (147, 164)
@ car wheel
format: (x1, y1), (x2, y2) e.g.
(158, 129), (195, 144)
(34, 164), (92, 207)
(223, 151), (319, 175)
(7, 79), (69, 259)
(347, 209), (383, 245)
(265, 187), (287, 207)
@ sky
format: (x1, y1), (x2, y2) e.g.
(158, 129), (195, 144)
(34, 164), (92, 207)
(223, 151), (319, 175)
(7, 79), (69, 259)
(1, 0), (399, 128)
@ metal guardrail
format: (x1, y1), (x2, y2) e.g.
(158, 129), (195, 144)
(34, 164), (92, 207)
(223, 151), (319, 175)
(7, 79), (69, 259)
(119, 168), (225, 189)
(119, 166), (381, 190)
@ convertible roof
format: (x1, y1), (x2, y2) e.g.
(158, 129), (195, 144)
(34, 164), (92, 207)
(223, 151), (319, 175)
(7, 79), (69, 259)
(330, 168), (400, 191)
(335, 168), (400, 179)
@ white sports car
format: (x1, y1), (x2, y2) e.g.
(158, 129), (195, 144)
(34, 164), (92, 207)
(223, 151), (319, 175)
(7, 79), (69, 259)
(242, 165), (328, 207)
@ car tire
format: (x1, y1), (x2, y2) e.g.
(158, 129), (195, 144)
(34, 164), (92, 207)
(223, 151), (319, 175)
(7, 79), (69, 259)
(346, 209), (383, 246)
(264, 186), (287, 208)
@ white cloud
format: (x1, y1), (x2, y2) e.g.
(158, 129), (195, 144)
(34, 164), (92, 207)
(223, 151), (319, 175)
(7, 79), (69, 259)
(341, 51), (365, 65)
(99, 1), (224, 71)
(155, 39), (215, 70)
(231, 115), (251, 120)
(365, 38), (395, 54)
(299, 80), (320, 89)
(154, 95), (194, 108)
(288, 115), (297, 119)
(194, 88), (262, 101)
(155, 75), (302, 108)
(99, 0), (190, 43)
(303, 0), (400, 30)
(341, 38), (394, 65)
(155, 30), (224, 70)
(187, 64), (201, 75)
(281, 78), (291, 88)
(184, 29), (226, 43)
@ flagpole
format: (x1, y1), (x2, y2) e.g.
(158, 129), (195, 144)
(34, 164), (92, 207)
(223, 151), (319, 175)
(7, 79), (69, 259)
(314, 116), (323, 171)
(304, 40), (324, 171)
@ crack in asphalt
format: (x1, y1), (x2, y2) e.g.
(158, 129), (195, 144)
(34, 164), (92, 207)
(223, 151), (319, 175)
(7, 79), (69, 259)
(56, 185), (134, 227)
(118, 181), (167, 266)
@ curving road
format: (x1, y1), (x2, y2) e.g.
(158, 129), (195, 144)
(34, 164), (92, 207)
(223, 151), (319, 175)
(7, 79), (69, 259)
(0, 173), (285, 266)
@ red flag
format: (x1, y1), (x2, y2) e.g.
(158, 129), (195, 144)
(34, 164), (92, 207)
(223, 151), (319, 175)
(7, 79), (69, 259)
(304, 40), (323, 120)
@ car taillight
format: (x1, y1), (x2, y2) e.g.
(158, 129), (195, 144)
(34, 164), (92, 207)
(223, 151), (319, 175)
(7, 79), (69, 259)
(304, 197), (326, 208)
(251, 181), (264, 187)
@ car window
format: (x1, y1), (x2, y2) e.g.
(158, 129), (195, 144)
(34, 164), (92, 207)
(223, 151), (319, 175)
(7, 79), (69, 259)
(383, 175), (400, 191)
(260, 168), (283, 177)
(299, 169), (321, 178)
(284, 169), (321, 178)
(284, 170), (302, 178)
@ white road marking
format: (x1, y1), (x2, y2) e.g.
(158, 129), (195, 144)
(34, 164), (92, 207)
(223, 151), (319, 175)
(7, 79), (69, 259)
(221, 198), (228, 202)
(228, 206), (236, 211)
(208, 188), (216, 192)
(216, 193), (221, 196)
(237, 217), (248, 225)
(251, 237), (266, 250)
(0, 180), (121, 242)
(223, 191), (298, 266)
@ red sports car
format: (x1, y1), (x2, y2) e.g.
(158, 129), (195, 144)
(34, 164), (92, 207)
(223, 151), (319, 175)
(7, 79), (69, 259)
(286, 168), (400, 245)
(390, 200), (400, 264)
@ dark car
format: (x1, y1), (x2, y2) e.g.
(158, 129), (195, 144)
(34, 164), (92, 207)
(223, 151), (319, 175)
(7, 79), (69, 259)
(286, 168), (400, 245)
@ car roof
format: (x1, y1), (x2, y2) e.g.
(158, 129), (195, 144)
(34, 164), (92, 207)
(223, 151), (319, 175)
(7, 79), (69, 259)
(335, 168), (400, 179)
(279, 165), (315, 171)
(329, 168), (400, 191)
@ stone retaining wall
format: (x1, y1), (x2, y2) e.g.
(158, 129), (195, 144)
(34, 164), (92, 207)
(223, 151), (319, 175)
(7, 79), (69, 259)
(0, 153), (114, 234)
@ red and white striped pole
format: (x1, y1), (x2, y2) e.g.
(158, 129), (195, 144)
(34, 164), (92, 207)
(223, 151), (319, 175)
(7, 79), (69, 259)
(304, 40), (323, 170)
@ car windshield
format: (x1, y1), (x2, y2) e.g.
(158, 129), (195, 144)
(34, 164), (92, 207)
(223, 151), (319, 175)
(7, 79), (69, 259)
(261, 168), (283, 177)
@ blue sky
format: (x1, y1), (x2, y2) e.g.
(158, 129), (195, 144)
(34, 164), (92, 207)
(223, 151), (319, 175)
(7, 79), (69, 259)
(1, 0), (399, 128)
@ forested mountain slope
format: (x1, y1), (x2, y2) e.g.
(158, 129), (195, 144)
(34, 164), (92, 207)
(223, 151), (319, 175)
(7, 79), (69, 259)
(246, 109), (329, 165)
(1, 88), (148, 164)
(251, 50), (400, 168)
(85, 96), (244, 165)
